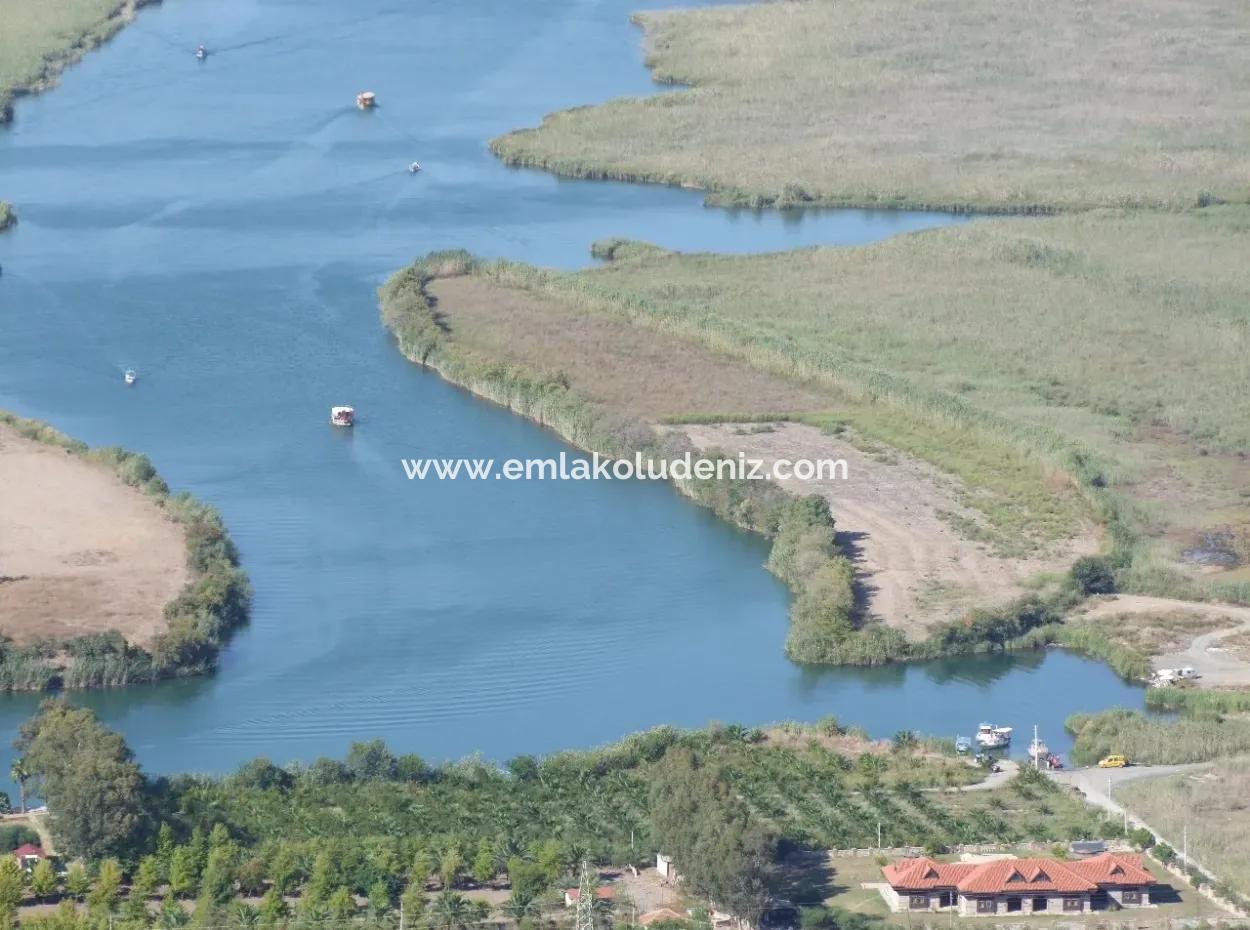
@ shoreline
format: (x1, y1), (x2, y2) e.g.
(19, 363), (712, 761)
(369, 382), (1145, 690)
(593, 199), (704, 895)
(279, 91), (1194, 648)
(0, 411), (250, 691)
(379, 252), (1126, 672)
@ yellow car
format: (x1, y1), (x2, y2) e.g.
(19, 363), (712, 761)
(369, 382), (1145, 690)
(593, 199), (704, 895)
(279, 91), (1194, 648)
(1098, 754), (1129, 768)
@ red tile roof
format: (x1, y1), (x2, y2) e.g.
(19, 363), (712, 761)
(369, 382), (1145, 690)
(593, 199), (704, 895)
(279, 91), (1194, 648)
(12, 844), (45, 859)
(565, 887), (615, 901)
(883, 853), (1153, 895)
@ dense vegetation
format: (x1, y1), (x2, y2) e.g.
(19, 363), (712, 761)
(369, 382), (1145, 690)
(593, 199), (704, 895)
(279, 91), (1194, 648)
(379, 255), (858, 664)
(1066, 707), (1250, 765)
(0, 413), (250, 689)
(14, 705), (1121, 930)
(491, 0), (1250, 213)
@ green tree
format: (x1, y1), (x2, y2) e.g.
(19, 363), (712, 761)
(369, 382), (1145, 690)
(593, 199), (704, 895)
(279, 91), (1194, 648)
(197, 842), (238, 907)
(303, 851), (340, 906)
(9, 759), (29, 815)
(0, 857), (25, 927)
(169, 846), (200, 899)
(409, 850), (433, 890)
(235, 857), (266, 898)
(345, 740), (398, 781)
(399, 885), (426, 928)
(29, 858), (57, 902)
(266, 845), (299, 897)
(16, 702), (147, 860)
(1070, 556), (1117, 595)
(228, 901), (259, 930)
(160, 890), (189, 929)
(429, 891), (473, 930)
(438, 846), (462, 890)
(327, 887), (355, 921)
(258, 888), (288, 925)
(65, 863), (91, 902)
(88, 858), (124, 914)
(367, 880), (393, 921)
(133, 856), (161, 900)
(471, 838), (494, 885)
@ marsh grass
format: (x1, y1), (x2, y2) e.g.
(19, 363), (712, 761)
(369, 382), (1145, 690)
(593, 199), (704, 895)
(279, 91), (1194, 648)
(0, 0), (152, 122)
(1119, 757), (1250, 899)
(1066, 708), (1250, 766)
(492, 0), (1250, 213)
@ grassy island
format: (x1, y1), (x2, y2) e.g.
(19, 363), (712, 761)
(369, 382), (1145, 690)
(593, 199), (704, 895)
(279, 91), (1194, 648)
(492, 0), (1250, 214)
(0, 412), (250, 690)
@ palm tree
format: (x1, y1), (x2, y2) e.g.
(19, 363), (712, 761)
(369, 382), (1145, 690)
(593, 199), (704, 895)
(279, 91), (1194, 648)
(430, 891), (474, 930)
(9, 759), (28, 814)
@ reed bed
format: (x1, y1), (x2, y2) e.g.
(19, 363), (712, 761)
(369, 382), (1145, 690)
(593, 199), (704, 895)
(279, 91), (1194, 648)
(492, 0), (1250, 213)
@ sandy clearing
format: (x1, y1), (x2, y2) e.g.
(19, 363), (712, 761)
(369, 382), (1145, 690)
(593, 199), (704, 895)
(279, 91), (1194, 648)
(0, 423), (187, 647)
(676, 422), (1097, 635)
(1078, 595), (1250, 687)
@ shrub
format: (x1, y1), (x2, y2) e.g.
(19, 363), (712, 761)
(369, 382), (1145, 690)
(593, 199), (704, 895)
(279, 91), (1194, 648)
(1070, 556), (1117, 595)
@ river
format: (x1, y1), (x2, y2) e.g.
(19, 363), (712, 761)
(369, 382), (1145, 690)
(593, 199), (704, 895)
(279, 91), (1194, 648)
(0, 0), (1142, 780)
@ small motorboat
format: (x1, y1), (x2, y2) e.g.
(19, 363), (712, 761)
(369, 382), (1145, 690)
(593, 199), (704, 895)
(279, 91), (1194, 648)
(975, 723), (1013, 749)
(356, 91), (376, 110)
(955, 736), (972, 754)
(330, 405), (355, 427)
(195, 45), (207, 60)
(408, 162), (422, 174)
(1028, 738), (1050, 761)
(124, 369), (138, 385)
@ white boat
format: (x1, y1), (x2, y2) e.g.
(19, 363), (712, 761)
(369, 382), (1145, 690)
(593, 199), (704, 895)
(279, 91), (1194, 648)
(124, 369), (137, 385)
(408, 161), (422, 174)
(975, 723), (1013, 748)
(195, 45), (207, 60)
(1028, 738), (1049, 759)
(330, 405), (355, 427)
(955, 736), (972, 754)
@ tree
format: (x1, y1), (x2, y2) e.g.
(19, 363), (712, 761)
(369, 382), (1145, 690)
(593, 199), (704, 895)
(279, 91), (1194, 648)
(65, 863), (91, 902)
(471, 838), (494, 885)
(438, 846), (462, 890)
(258, 888), (288, 925)
(169, 846), (200, 899)
(88, 858), (124, 914)
(327, 887), (356, 921)
(429, 891), (473, 930)
(236, 857), (266, 898)
(368, 880), (393, 922)
(30, 857), (57, 902)
(133, 856), (161, 900)
(409, 850), (434, 890)
(229, 901), (259, 930)
(9, 759), (29, 815)
(0, 857), (24, 928)
(16, 701), (147, 860)
(1070, 556), (1116, 595)
(345, 740), (398, 782)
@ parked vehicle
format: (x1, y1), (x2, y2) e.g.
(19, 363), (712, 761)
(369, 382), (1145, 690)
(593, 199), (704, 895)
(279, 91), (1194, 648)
(1097, 754), (1128, 768)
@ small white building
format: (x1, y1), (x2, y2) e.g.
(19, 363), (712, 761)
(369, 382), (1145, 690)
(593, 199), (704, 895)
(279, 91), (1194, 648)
(657, 853), (677, 881)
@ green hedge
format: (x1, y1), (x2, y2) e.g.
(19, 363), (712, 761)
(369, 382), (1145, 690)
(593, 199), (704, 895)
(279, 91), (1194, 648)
(0, 411), (250, 689)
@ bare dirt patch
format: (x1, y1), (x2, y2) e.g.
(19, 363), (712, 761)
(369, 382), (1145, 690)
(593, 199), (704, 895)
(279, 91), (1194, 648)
(0, 423), (187, 647)
(679, 422), (1097, 634)
(429, 276), (832, 419)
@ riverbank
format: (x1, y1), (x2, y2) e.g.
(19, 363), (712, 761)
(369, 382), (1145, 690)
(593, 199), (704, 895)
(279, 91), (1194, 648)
(0, 412), (249, 690)
(491, 0), (1250, 214)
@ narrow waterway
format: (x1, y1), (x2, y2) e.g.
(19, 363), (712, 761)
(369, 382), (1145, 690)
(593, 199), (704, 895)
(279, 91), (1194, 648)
(0, 0), (1141, 779)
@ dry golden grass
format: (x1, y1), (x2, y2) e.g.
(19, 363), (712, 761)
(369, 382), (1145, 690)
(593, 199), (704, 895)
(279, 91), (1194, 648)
(493, 0), (1250, 212)
(1119, 758), (1250, 898)
(428, 275), (832, 419)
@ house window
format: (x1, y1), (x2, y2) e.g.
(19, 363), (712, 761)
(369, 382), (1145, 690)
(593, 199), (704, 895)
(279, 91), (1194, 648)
(1032, 897), (1049, 913)
(909, 895), (929, 910)
(976, 898), (996, 915)
(1006, 897), (1023, 913)
(1122, 890), (1141, 905)
(938, 892), (955, 909)
(1064, 898), (1084, 913)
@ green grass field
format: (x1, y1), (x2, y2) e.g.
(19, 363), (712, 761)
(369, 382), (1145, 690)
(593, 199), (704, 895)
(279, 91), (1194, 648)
(492, 0), (1250, 213)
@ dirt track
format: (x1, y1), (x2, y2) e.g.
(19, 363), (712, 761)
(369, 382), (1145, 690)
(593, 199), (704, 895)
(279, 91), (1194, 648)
(1080, 595), (1250, 687)
(680, 422), (1096, 635)
(0, 423), (186, 646)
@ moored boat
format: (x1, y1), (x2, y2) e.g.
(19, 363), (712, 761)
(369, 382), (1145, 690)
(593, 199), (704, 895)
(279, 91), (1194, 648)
(330, 405), (355, 427)
(124, 369), (137, 385)
(955, 736), (972, 754)
(356, 91), (376, 110)
(975, 722), (1012, 748)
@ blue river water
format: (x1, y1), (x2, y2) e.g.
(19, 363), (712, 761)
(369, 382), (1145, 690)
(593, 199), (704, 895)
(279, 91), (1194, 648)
(0, 0), (1142, 780)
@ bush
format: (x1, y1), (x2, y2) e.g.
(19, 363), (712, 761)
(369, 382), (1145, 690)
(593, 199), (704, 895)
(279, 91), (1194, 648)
(1153, 843), (1175, 864)
(1129, 827), (1155, 849)
(0, 825), (40, 852)
(1070, 556), (1117, 595)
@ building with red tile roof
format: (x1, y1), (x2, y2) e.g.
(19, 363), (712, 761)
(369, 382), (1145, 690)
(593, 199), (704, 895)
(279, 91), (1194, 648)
(11, 843), (46, 871)
(881, 852), (1154, 916)
(564, 886), (615, 908)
